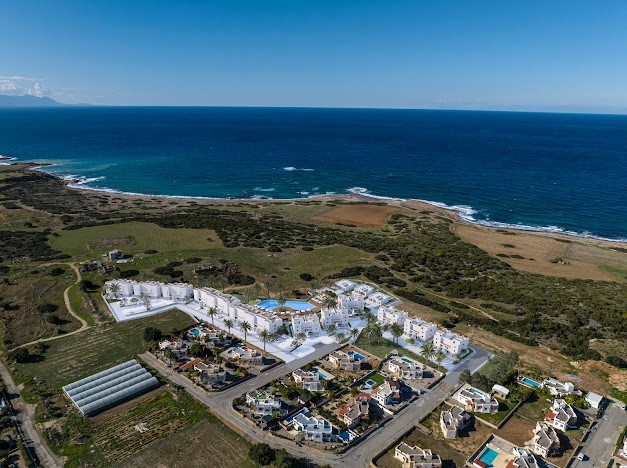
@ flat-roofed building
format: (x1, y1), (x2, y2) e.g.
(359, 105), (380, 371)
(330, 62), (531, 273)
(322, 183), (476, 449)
(377, 305), (407, 326)
(433, 330), (469, 356)
(403, 317), (437, 342)
(387, 356), (424, 380)
(291, 314), (321, 336)
(320, 307), (350, 329)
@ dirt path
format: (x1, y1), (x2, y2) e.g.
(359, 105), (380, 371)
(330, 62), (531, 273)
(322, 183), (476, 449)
(0, 361), (64, 468)
(9, 262), (90, 351)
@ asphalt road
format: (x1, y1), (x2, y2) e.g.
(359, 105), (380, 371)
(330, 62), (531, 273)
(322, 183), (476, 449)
(140, 343), (490, 467)
(0, 362), (63, 468)
(571, 402), (627, 467)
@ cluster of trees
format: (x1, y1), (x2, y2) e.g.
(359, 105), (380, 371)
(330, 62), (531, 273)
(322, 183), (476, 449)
(459, 351), (522, 397)
(0, 230), (68, 262)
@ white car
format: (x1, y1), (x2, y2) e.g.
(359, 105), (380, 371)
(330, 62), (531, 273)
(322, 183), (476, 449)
(577, 452), (586, 461)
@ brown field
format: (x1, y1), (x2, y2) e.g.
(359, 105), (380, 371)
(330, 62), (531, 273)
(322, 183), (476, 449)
(495, 414), (536, 446)
(119, 418), (257, 468)
(450, 222), (627, 282)
(314, 203), (398, 227)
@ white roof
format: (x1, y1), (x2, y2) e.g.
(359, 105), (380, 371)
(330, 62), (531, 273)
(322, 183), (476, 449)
(492, 384), (510, 395)
(585, 392), (603, 404)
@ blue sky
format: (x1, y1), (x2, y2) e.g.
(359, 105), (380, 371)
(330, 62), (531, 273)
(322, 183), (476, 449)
(1, 1), (626, 110)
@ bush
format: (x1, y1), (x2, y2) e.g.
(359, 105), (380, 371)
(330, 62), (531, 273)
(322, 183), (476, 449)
(606, 355), (627, 369)
(143, 327), (162, 342)
(299, 272), (315, 281)
(144, 249), (158, 254)
(37, 303), (59, 314)
(248, 443), (276, 465)
(119, 269), (139, 278)
(49, 267), (65, 276)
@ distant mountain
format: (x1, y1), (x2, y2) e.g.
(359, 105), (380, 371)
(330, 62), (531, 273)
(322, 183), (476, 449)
(0, 95), (82, 108)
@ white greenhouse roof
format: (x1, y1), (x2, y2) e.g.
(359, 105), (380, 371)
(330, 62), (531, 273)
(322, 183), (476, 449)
(63, 359), (158, 416)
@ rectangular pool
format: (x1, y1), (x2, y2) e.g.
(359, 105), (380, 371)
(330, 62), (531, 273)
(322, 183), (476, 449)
(519, 376), (541, 388)
(477, 447), (499, 467)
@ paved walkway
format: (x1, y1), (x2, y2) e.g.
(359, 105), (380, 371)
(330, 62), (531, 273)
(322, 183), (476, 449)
(10, 262), (90, 351)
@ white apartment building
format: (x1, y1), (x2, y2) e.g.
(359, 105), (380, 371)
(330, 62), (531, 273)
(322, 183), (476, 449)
(232, 304), (283, 334)
(337, 292), (365, 312)
(542, 377), (577, 397)
(161, 282), (194, 301)
(334, 279), (356, 293)
(545, 399), (577, 431)
(365, 291), (391, 309)
(377, 305), (408, 326)
(291, 314), (321, 336)
(403, 317), (437, 342)
(320, 307), (350, 329)
(353, 284), (375, 297)
(455, 385), (499, 413)
(292, 413), (334, 442)
(433, 330), (469, 356)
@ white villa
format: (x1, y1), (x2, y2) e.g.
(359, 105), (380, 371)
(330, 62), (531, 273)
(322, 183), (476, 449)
(246, 390), (282, 416)
(320, 307), (350, 329)
(337, 293), (365, 312)
(545, 399), (577, 431)
(387, 356), (424, 380)
(394, 443), (442, 468)
(222, 346), (263, 366)
(377, 305), (407, 326)
(292, 413), (334, 442)
(455, 385), (499, 413)
(291, 314), (321, 336)
(365, 291), (391, 309)
(292, 369), (321, 392)
(531, 421), (560, 458)
(328, 350), (362, 371)
(433, 330), (469, 356)
(353, 283), (375, 297)
(194, 362), (227, 383)
(440, 406), (471, 439)
(510, 448), (539, 468)
(372, 379), (401, 408)
(334, 279), (356, 293)
(338, 393), (371, 429)
(403, 317), (437, 342)
(542, 377), (577, 397)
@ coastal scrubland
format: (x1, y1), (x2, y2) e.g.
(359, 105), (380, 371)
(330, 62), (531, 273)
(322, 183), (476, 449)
(1, 165), (626, 380)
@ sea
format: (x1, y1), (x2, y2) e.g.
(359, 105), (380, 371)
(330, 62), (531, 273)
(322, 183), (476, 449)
(0, 107), (625, 241)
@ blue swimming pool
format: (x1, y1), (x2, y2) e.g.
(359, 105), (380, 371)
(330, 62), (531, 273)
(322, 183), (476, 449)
(348, 350), (365, 361)
(257, 299), (315, 311)
(401, 357), (415, 364)
(477, 447), (499, 467)
(519, 376), (541, 388)
(190, 328), (201, 337)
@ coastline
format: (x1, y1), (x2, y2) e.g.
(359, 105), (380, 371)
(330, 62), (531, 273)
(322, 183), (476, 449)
(5, 158), (627, 246)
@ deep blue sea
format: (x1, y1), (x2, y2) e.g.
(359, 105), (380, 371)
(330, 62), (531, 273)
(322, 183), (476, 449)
(0, 107), (625, 240)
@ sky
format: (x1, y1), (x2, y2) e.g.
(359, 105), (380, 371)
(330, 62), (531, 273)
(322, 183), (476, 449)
(1, 1), (626, 111)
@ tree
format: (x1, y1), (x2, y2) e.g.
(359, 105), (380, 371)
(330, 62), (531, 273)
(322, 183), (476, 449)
(335, 332), (346, 343)
(349, 327), (360, 343)
(326, 323), (337, 336)
(248, 442), (276, 465)
(239, 320), (252, 342)
(143, 327), (162, 342)
(107, 282), (121, 298)
(190, 343), (206, 357)
(459, 369), (471, 384)
(390, 323), (403, 344)
(259, 329), (271, 351)
(224, 318), (234, 336)
(322, 292), (338, 309)
(206, 307), (218, 325)
(421, 341), (436, 361)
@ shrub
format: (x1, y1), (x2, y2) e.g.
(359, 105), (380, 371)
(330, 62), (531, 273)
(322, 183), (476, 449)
(299, 273), (315, 281)
(37, 303), (59, 314)
(119, 269), (139, 278)
(248, 443), (276, 465)
(143, 327), (162, 342)
(49, 267), (65, 276)
(606, 355), (627, 369)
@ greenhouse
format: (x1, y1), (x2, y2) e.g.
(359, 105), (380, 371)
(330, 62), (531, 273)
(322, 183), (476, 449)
(63, 359), (158, 416)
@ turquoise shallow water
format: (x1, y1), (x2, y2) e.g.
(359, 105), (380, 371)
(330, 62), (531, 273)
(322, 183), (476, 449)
(0, 107), (625, 240)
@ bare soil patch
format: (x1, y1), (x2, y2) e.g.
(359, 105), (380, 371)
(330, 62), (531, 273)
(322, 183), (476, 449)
(314, 204), (397, 227)
(451, 223), (625, 282)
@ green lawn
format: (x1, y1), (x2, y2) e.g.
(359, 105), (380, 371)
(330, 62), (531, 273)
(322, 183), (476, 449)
(12, 310), (197, 393)
(66, 283), (97, 326)
(355, 335), (445, 372)
(474, 399), (512, 425)
(50, 221), (219, 258)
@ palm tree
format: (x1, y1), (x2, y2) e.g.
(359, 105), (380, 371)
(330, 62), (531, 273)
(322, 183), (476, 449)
(349, 327), (360, 343)
(259, 329), (271, 351)
(322, 292), (338, 309)
(277, 291), (286, 307)
(239, 320), (252, 342)
(224, 318), (234, 336)
(335, 332), (346, 343)
(365, 323), (383, 346)
(296, 332), (307, 343)
(207, 307), (218, 325)
(107, 282), (121, 298)
(326, 323), (337, 336)
(421, 342), (436, 361)
(390, 323), (403, 344)
(142, 296), (151, 311)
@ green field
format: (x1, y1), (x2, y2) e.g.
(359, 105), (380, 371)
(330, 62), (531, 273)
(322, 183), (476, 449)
(354, 335), (444, 372)
(50, 221), (219, 258)
(12, 309), (196, 392)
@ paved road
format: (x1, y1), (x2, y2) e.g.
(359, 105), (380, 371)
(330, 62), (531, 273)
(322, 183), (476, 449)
(141, 343), (489, 467)
(572, 402), (627, 467)
(0, 362), (64, 468)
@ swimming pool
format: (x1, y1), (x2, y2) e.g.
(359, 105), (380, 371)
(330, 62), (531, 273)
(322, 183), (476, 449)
(257, 299), (315, 311)
(190, 328), (201, 337)
(401, 357), (415, 365)
(348, 350), (365, 361)
(477, 447), (499, 467)
(519, 376), (541, 388)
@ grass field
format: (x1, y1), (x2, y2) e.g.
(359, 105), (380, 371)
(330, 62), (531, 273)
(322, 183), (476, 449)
(354, 335), (444, 372)
(12, 309), (196, 393)
(50, 221), (219, 258)
(119, 417), (258, 468)
(52, 387), (249, 468)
